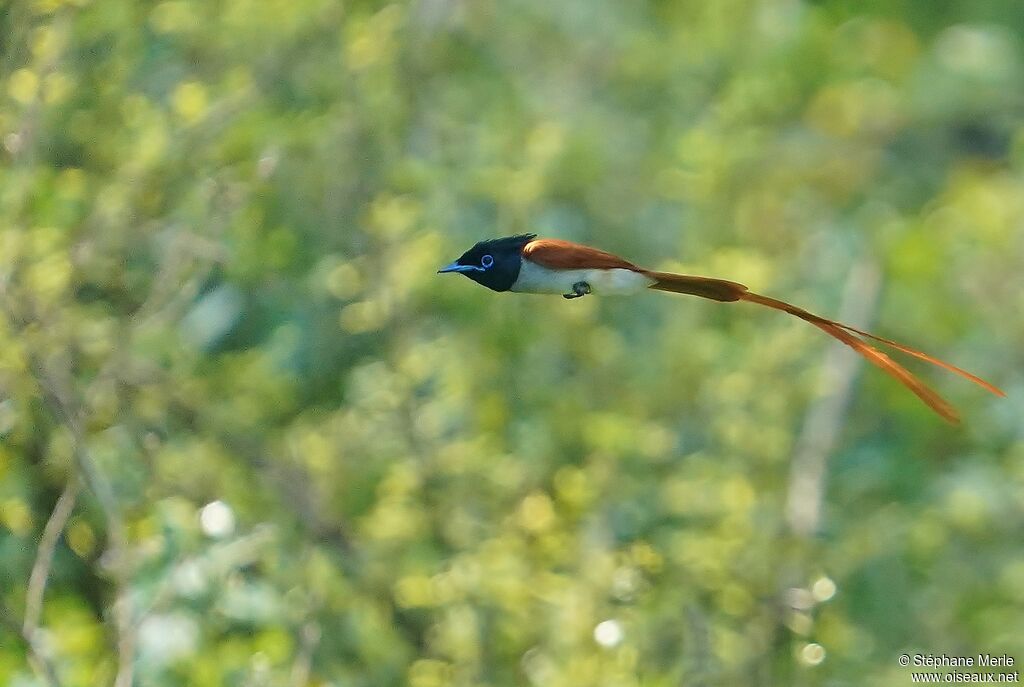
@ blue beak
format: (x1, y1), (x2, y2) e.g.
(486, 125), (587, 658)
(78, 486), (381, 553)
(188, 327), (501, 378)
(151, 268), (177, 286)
(437, 262), (481, 274)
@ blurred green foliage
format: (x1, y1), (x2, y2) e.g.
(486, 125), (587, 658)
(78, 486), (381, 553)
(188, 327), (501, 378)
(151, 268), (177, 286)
(0, 0), (1022, 685)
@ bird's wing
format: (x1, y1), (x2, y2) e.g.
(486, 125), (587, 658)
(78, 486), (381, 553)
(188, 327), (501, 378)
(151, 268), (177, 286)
(523, 239), (642, 271)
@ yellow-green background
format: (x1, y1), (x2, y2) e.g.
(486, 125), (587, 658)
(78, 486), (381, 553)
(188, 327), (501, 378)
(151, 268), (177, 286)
(0, 0), (1021, 685)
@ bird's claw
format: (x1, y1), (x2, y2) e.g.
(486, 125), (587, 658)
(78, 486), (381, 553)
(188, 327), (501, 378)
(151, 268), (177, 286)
(563, 281), (592, 299)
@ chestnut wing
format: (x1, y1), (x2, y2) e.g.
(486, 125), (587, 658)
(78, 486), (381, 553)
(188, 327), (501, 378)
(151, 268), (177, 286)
(522, 239), (641, 271)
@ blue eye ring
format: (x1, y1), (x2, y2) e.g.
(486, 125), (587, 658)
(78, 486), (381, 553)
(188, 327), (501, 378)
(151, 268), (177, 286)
(481, 254), (494, 268)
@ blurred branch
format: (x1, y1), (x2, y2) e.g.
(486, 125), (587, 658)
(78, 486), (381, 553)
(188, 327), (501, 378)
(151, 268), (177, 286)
(785, 260), (882, 537)
(766, 261), (882, 684)
(1, 14), (140, 682)
(29, 361), (137, 687)
(0, 221), (228, 685)
(683, 604), (709, 687)
(2, 124), (245, 682)
(27, 360), (136, 687)
(24, 477), (80, 636)
(289, 621), (321, 687)
(765, 261), (884, 683)
(0, 599), (62, 687)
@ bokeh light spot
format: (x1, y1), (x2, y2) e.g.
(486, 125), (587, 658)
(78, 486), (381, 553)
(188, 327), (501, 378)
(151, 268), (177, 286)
(199, 500), (235, 538)
(594, 619), (624, 648)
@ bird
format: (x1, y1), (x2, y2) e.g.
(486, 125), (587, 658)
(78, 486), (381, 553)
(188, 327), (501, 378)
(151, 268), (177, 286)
(438, 233), (1004, 423)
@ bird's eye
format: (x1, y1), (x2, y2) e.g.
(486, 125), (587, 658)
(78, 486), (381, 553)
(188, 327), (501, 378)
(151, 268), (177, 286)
(481, 254), (494, 268)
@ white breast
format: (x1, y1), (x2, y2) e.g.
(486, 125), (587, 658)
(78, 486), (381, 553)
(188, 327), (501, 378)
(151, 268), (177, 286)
(510, 260), (655, 295)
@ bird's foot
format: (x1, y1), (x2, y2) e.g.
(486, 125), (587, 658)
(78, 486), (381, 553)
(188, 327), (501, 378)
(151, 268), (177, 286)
(563, 281), (592, 299)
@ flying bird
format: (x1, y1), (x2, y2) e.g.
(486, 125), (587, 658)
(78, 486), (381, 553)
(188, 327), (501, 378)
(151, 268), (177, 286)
(438, 234), (1003, 423)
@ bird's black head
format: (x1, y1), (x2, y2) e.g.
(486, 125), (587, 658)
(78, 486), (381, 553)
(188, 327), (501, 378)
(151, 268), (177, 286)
(437, 233), (536, 292)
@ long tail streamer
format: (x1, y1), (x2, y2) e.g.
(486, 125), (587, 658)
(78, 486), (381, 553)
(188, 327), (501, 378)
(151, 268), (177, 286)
(647, 272), (1004, 423)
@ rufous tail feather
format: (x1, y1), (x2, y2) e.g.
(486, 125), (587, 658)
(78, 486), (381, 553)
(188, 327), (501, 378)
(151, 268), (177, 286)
(645, 271), (1003, 423)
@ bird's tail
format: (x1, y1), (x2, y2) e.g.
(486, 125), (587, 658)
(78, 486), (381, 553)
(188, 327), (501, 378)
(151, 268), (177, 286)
(645, 271), (1004, 423)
